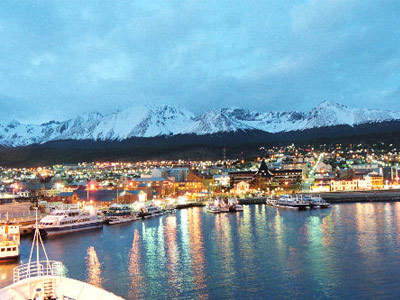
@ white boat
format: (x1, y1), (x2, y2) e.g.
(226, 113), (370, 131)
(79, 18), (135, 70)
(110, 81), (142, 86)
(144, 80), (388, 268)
(227, 198), (243, 212)
(104, 204), (139, 225)
(138, 205), (164, 219)
(266, 197), (277, 206)
(301, 195), (330, 209)
(0, 210), (124, 300)
(311, 196), (330, 208)
(205, 200), (220, 214)
(216, 199), (229, 213)
(36, 207), (103, 236)
(275, 195), (309, 210)
(0, 221), (20, 263)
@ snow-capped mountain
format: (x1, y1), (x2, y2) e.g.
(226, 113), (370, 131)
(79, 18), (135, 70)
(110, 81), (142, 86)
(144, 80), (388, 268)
(0, 101), (399, 147)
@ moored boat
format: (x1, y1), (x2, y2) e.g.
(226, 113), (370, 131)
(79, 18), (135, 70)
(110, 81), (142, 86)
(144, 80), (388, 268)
(0, 209), (124, 300)
(266, 196), (277, 206)
(0, 221), (20, 263)
(205, 200), (220, 213)
(311, 196), (330, 208)
(228, 197), (243, 212)
(104, 204), (139, 225)
(138, 205), (164, 219)
(275, 195), (309, 210)
(36, 207), (103, 236)
(301, 195), (330, 209)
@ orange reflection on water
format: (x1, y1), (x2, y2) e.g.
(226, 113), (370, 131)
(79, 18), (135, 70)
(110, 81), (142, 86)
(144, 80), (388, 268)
(85, 246), (102, 288)
(128, 229), (142, 299)
(187, 207), (207, 299)
(355, 203), (378, 257)
(165, 215), (179, 297)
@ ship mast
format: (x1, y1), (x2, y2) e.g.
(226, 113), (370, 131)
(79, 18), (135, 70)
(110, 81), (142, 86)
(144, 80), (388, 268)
(27, 207), (50, 274)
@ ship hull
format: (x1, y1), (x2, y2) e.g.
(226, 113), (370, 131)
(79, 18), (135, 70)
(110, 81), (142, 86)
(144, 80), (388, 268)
(0, 255), (19, 263)
(38, 221), (103, 236)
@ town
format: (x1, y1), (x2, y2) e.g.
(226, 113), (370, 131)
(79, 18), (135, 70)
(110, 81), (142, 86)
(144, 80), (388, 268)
(1, 142), (400, 210)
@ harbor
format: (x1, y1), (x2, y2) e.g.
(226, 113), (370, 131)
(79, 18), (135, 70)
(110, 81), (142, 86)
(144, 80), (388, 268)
(1, 202), (400, 299)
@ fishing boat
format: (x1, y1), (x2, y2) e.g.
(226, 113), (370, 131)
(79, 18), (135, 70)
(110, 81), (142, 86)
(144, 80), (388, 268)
(227, 197), (243, 212)
(216, 198), (230, 213)
(104, 204), (139, 225)
(0, 218), (20, 263)
(0, 209), (124, 300)
(36, 207), (103, 236)
(275, 195), (309, 210)
(205, 200), (220, 214)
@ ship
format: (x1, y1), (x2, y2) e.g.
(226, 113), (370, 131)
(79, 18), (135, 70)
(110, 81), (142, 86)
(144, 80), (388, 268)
(0, 209), (124, 300)
(138, 205), (164, 219)
(0, 220), (20, 263)
(36, 207), (103, 236)
(104, 204), (139, 225)
(275, 195), (309, 210)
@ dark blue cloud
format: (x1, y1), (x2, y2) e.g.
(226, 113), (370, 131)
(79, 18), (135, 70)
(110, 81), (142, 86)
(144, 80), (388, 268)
(0, 0), (399, 123)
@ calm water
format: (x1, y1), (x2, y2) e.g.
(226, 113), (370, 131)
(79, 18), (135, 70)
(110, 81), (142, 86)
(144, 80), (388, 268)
(1, 203), (400, 299)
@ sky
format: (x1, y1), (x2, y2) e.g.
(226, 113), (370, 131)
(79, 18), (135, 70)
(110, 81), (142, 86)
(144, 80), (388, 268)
(0, 0), (399, 124)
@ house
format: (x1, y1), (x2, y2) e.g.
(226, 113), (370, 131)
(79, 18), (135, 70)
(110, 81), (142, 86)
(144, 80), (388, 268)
(230, 181), (253, 195)
(330, 179), (359, 191)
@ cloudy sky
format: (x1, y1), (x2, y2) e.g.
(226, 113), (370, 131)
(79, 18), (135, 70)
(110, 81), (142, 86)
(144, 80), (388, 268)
(0, 0), (399, 123)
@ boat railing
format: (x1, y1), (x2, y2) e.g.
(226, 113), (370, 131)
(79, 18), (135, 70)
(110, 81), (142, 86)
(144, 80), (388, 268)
(13, 260), (64, 283)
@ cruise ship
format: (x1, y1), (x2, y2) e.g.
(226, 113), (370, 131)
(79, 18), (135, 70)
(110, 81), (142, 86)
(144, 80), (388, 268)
(37, 207), (103, 236)
(0, 222), (20, 263)
(0, 210), (124, 300)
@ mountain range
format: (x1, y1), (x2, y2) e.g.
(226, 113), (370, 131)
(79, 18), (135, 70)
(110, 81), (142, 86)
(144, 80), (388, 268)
(1, 100), (399, 147)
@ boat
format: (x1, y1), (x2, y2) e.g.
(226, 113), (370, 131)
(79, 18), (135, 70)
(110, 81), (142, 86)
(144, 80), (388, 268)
(104, 204), (139, 225)
(275, 195), (309, 210)
(311, 196), (330, 208)
(0, 209), (124, 300)
(163, 204), (176, 214)
(227, 197), (243, 212)
(266, 196), (277, 206)
(0, 218), (20, 263)
(301, 195), (330, 209)
(36, 207), (103, 236)
(138, 205), (164, 219)
(205, 200), (220, 214)
(216, 198), (230, 213)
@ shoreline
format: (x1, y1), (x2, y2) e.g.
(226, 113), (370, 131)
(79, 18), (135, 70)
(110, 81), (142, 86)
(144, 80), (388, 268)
(239, 189), (400, 204)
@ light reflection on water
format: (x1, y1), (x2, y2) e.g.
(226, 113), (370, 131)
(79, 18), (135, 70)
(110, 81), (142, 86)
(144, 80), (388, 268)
(1, 203), (400, 299)
(85, 246), (102, 288)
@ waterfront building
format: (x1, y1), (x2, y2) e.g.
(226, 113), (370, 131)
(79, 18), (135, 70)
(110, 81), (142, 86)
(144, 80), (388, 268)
(229, 160), (302, 191)
(330, 179), (359, 191)
(118, 190), (147, 203)
(230, 181), (253, 195)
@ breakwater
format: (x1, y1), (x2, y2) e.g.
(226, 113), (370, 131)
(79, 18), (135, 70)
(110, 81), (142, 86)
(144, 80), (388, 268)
(238, 190), (400, 204)
(315, 190), (400, 203)
(238, 197), (266, 205)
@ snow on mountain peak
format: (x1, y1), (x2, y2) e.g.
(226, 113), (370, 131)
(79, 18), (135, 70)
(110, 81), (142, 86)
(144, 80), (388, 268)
(0, 101), (399, 146)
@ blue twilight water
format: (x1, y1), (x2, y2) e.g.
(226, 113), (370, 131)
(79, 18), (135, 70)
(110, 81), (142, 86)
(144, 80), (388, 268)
(1, 203), (400, 299)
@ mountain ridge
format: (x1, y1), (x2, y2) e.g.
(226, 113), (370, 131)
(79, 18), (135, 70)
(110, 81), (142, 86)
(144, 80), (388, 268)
(1, 100), (399, 147)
